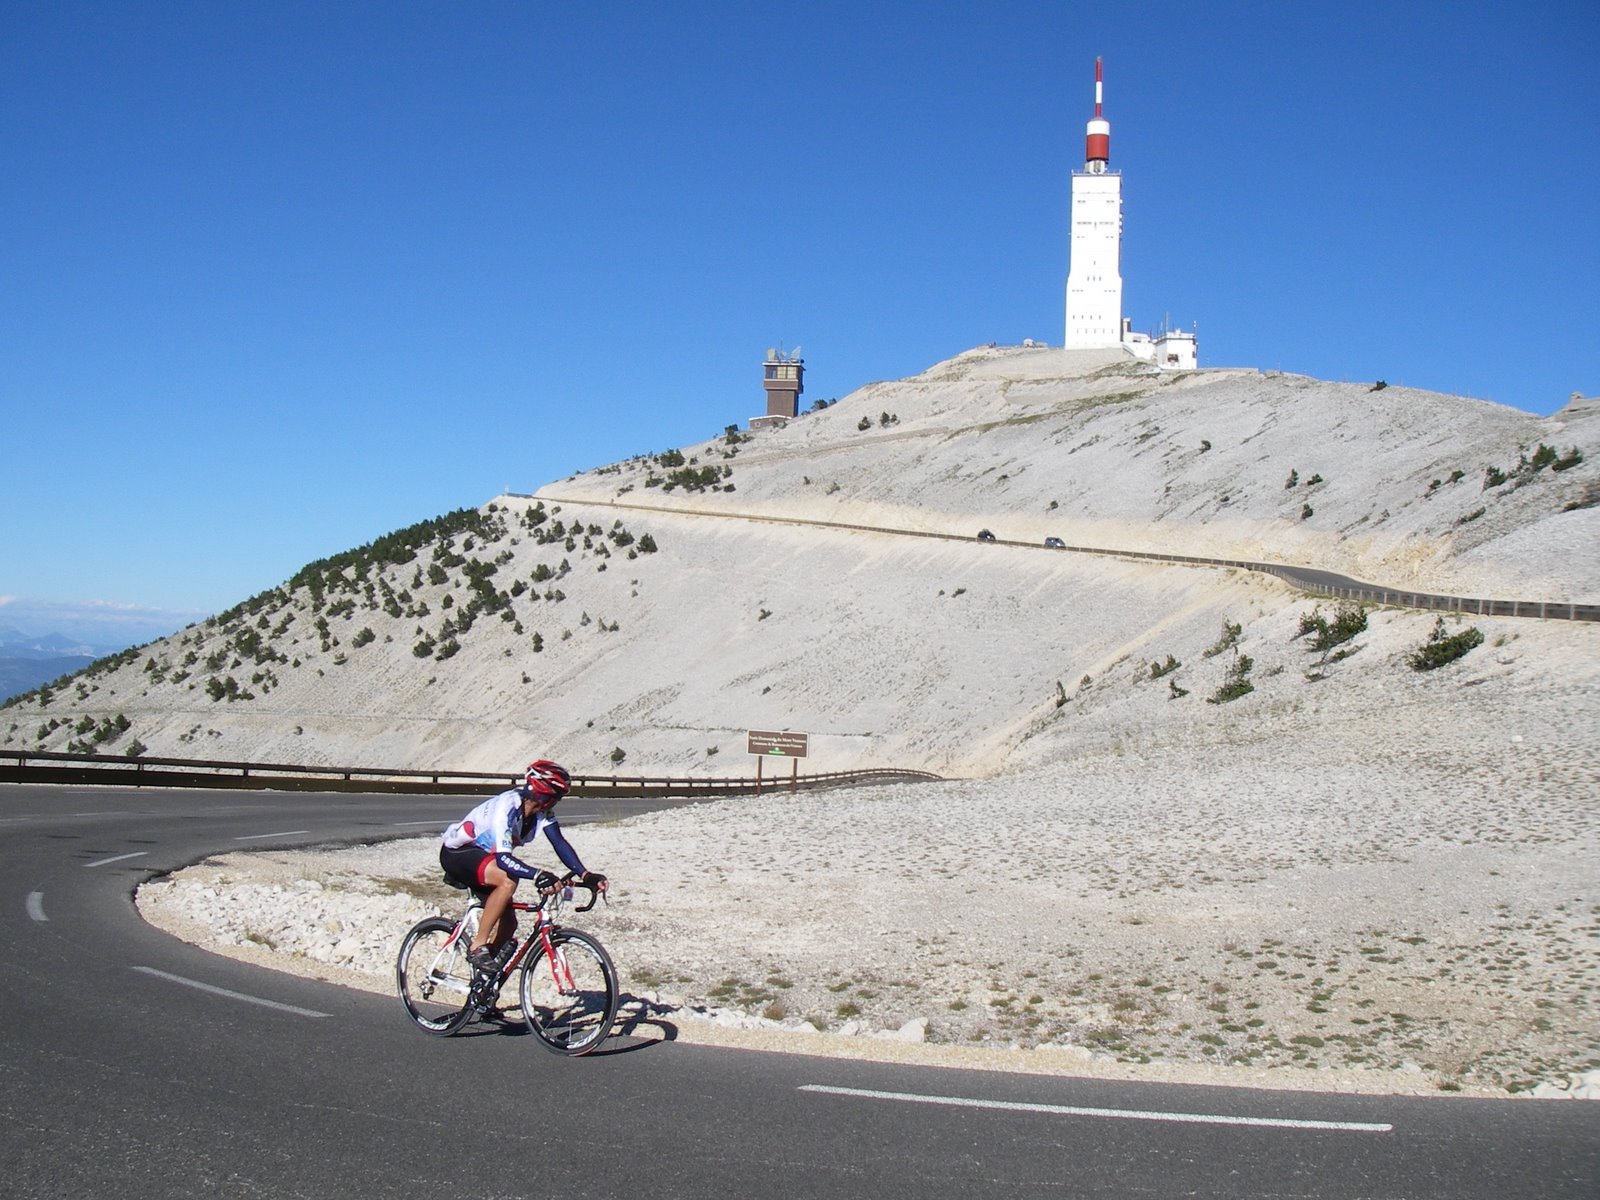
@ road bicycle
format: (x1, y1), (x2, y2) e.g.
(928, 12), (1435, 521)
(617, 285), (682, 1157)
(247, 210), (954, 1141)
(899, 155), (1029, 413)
(396, 871), (618, 1054)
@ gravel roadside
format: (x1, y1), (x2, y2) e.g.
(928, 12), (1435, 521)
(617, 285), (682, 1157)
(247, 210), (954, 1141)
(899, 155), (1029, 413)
(136, 695), (1600, 1101)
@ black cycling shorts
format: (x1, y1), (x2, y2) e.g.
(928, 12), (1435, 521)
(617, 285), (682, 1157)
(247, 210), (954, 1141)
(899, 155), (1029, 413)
(440, 844), (494, 891)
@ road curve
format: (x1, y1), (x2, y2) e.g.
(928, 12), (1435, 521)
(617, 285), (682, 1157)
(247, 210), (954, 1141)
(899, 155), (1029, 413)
(2, 784), (1595, 1199)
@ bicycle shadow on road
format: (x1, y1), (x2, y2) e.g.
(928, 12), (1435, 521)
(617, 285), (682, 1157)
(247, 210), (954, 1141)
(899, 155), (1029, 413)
(453, 992), (681, 1057)
(601, 992), (683, 1055)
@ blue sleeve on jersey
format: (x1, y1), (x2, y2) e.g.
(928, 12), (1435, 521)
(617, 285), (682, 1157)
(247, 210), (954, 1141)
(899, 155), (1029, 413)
(542, 818), (586, 876)
(494, 851), (543, 881)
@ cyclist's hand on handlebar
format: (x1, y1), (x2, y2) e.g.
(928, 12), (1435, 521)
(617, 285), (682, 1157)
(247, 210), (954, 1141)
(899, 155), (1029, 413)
(580, 870), (608, 893)
(533, 869), (560, 892)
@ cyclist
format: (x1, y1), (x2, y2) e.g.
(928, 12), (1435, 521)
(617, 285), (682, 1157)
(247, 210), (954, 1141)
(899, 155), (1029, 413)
(439, 760), (608, 979)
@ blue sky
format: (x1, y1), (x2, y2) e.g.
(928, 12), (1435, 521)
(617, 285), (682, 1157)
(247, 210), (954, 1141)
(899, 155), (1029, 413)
(3, 1), (1595, 645)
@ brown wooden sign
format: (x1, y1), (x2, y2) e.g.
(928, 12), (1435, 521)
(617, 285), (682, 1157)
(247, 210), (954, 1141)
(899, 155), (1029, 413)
(747, 730), (809, 758)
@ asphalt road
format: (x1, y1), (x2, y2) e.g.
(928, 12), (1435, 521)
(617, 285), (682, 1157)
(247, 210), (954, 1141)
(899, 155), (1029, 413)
(2, 784), (1595, 1198)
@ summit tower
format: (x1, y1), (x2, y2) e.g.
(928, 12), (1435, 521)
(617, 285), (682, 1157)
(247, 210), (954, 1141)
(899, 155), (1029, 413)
(1063, 60), (1197, 368)
(1064, 58), (1122, 349)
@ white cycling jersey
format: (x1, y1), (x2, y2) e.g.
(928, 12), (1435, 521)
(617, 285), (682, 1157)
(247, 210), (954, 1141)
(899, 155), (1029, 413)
(442, 787), (544, 854)
(441, 786), (586, 878)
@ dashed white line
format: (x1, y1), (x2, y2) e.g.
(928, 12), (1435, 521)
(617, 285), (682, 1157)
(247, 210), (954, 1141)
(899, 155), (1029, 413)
(131, 967), (331, 1018)
(394, 820), (446, 828)
(798, 1085), (1393, 1134)
(234, 829), (311, 841)
(26, 892), (47, 922)
(85, 851), (149, 868)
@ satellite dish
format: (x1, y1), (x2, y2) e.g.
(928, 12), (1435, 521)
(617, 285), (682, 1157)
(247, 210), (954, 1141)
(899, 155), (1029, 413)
(791, 345), (801, 360)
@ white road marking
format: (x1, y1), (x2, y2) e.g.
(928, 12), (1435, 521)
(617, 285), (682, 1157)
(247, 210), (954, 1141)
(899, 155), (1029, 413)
(394, 820), (446, 827)
(798, 1085), (1393, 1134)
(26, 892), (46, 922)
(85, 851), (149, 868)
(234, 829), (310, 841)
(131, 967), (331, 1018)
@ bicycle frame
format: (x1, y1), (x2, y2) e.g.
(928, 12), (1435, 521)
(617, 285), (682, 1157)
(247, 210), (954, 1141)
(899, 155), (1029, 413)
(441, 887), (576, 996)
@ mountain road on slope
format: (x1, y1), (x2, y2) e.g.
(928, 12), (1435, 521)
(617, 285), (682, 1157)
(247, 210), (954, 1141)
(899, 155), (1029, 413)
(530, 494), (1598, 622)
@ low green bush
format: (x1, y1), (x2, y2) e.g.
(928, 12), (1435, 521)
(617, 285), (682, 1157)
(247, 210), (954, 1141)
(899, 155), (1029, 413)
(1207, 654), (1254, 704)
(1408, 618), (1484, 671)
(1297, 604), (1367, 653)
(1203, 619), (1242, 658)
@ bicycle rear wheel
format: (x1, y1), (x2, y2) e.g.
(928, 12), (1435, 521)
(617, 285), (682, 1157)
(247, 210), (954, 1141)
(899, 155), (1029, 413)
(518, 928), (618, 1055)
(397, 916), (474, 1036)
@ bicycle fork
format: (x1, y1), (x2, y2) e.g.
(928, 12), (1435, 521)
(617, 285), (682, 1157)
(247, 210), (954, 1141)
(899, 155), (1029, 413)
(536, 920), (578, 994)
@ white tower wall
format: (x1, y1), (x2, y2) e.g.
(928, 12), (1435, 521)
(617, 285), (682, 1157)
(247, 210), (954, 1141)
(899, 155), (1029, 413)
(1064, 171), (1123, 348)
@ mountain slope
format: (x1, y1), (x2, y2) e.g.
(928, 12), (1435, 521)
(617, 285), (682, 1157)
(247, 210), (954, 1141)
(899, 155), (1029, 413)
(550, 346), (1597, 600)
(4, 346), (1595, 775)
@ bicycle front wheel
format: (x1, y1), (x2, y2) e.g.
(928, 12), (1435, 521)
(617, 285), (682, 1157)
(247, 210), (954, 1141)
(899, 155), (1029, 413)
(397, 916), (474, 1036)
(518, 928), (618, 1055)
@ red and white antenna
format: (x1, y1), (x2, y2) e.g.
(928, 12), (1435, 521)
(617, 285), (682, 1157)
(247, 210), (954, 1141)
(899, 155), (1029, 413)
(1084, 57), (1110, 168)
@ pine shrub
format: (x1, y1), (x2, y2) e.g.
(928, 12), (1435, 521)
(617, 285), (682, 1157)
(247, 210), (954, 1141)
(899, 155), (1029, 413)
(1298, 604), (1367, 653)
(1203, 619), (1242, 658)
(1408, 618), (1484, 671)
(1207, 654), (1255, 704)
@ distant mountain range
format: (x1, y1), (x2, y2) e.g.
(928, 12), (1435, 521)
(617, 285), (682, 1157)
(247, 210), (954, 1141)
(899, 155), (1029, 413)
(0, 629), (126, 704)
(0, 628), (113, 659)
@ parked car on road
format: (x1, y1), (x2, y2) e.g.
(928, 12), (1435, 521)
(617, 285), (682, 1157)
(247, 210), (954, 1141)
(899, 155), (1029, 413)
(1044, 536), (1066, 549)
(976, 529), (996, 542)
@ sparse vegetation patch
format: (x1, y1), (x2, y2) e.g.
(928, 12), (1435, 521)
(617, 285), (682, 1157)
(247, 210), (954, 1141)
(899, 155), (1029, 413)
(1408, 618), (1485, 671)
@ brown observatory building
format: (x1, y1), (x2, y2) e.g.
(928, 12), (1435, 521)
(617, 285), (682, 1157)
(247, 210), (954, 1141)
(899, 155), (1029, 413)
(752, 347), (804, 430)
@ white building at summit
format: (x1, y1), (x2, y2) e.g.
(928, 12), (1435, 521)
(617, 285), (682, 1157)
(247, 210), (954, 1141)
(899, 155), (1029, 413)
(1064, 59), (1197, 370)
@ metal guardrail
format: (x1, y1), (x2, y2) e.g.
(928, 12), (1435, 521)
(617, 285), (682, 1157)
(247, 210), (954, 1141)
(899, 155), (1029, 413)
(0, 749), (942, 797)
(536, 495), (1600, 623)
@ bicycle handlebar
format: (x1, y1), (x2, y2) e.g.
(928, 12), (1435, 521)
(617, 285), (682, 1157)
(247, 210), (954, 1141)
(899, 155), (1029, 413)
(547, 871), (606, 913)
